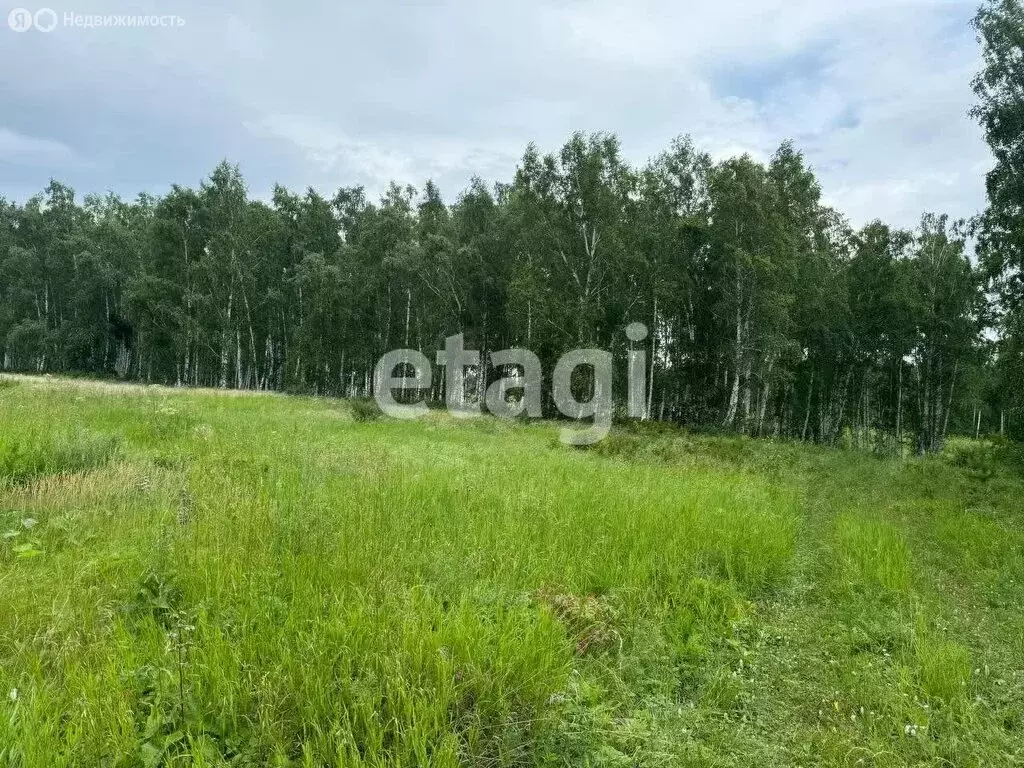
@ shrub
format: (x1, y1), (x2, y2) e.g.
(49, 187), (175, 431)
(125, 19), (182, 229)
(942, 437), (1000, 480)
(348, 396), (382, 422)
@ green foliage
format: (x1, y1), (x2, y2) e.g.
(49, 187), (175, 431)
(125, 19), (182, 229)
(348, 396), (382, 422)
(972, 0), (1024, 443)
(942, 436), (1001, 479)
(0, 128), (1002, 452)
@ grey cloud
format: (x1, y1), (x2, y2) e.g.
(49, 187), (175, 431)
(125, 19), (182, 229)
(0, 0), (990, 228)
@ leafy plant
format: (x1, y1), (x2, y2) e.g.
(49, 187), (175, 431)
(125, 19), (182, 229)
(348, 396), (382, 422)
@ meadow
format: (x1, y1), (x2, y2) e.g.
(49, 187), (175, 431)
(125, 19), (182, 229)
(0, 374), (1022, 767)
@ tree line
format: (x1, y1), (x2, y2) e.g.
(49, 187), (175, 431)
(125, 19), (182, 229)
(1, 0), (1022, 450)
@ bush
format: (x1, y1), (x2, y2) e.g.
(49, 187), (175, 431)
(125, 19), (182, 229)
(348, 396), (382, 422)
(942, 437), (1000, 480)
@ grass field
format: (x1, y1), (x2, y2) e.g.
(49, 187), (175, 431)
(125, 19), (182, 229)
(1, 375), (1022, 767)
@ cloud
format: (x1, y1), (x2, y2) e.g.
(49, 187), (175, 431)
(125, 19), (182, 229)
(247, 114), (522, 199)
(0, 0), (992, 228)
(0, 128), (86, 167)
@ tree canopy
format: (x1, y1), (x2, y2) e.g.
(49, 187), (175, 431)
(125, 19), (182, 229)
(0, 132), (1006, 449)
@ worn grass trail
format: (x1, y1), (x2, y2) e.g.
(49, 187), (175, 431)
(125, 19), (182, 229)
(728, 453), (1024, 766)
(0, 375), (1021, 766)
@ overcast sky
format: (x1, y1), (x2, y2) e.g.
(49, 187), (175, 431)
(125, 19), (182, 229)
(1, 0), (990, 229)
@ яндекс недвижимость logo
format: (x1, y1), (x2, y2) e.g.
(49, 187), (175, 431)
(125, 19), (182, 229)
(7, 7), (57, 32)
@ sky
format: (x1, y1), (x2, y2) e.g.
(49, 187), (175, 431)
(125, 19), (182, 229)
(0, 0), (992, 229)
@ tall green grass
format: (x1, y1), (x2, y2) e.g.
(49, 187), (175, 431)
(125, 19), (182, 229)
(0, 429), (119, 487)
(0, 377), (1021, 766)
